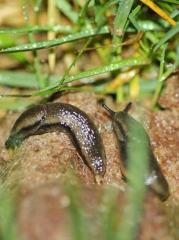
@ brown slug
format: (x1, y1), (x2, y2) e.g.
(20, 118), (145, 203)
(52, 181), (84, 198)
(5, 102), (106, 184)
(102, 102), (170, 201)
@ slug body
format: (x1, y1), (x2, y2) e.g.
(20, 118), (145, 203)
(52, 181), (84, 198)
(5, 102), (106, 184)
(103, 102), (169, 201)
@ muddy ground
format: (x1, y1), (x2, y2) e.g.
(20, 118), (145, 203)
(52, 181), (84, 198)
(0, 75), (179, 240)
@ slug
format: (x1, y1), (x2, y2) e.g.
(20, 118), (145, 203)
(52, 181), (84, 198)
(5, 102), (106, 184)
(102, 102), (169, 201)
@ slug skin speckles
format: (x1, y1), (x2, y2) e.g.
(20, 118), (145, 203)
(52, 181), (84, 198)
(102, 102), (170, 201)
(5, 103), (106, 184)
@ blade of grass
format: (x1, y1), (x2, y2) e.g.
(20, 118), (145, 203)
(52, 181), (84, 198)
(149, 23), (179, 55)
(116, 86), (124, 102)
(0, 25), (73, 34)
(65, 184), (89, 240)
(0, 71), (60, 89)
(0, 56), (150, 98)
(37, 56), (149, 95)
(112, 0), (135, 53)
(152, 45), (179, 107)
(77, 0), (93, 28)
(34, 0), (43, 23)
(56, 0), (78, 24)
(100, 187), (119, 240)
(60, 57), (149, 85)
(116, 118), (148, 239)
(157, 1), (173, 12)
(130, 74), (140, 99)
(23, 6), (45, 89)
(151, 43), (168, 108)
(138, 19), (170, 30)
(47, 0), (56, 73)
(0, 77), (158, 111)
(0, 189), (19, 240)
(0, 71), (158, 97)
(58, 37), (93, 86)
(0, 77), (159, 101)
(170, 9), (179, 18)
(95, 0), (120, 26)
(0, 35), (27, 63)
(128, 5), (142, 31)
(0, 26), (110, 53)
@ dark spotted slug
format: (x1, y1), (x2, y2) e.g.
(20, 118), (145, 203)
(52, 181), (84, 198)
(102, 102), (169, 201)
(5, 103), (106, 184)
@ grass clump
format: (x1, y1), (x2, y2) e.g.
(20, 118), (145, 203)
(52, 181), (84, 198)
(0, 0), (178, 107)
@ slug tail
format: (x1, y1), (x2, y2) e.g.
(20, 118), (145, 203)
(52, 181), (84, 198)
(95, 174), (103, 185)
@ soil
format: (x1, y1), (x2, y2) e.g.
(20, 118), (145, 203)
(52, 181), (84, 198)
(0, 74), (179, 239)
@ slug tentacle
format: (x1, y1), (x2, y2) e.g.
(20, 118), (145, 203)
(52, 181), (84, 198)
(123, 102), (132, 113)
(103, 102), (169, 201)
(5, 102), (106, 184)
(102, 104), (115, 116)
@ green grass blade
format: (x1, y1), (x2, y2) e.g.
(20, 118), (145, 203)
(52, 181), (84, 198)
(170, 9), (179, 18)
(0, 190), (19, 240)
(34, 56), (149, 95)
(129, 5), (142, 31)
(34, 0), (43, 9)
(0, 71), (59, 88)
(151, 43), (168, 107)
(23, 5), (45, 89)
(0, 27), (109, 53)
(34, 0), (43, 19)
(95, 0), (120, 26)
(58, 37), (93, 86)
(149, 23), (179, 55)
(0, 25), (73, 34)
(56, 0), (78, 24)
(65, 184), (89, 240)
(77, 0), (93, 28)
(112, 0), (135, 45)
(100, 188), (119, 240)
(0, 57), (149, 98)
(116, 119), (148, 239)
(60, 57), (149, 84)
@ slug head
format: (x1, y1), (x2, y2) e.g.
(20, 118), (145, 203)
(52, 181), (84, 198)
(102, 102), (132, 142)
(5, 136), (23, 149)
(5, 104), (47, 149)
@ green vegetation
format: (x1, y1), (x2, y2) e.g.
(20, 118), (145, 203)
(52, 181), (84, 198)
(0, 0), (178, 107)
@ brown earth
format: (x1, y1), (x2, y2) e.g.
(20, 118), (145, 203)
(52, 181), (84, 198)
(0, 75), (179, 239)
